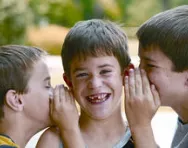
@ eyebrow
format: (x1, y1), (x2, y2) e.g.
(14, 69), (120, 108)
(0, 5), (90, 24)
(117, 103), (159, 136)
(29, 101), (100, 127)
(141, 56), (155, 62)
(73, 64), (114, 73)
(44, 76), (51, 81)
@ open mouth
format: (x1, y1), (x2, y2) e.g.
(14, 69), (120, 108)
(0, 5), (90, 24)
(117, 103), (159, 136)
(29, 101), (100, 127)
(86, 93), (111, 104)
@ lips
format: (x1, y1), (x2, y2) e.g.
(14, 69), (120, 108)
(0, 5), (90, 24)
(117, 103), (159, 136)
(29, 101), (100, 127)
(86, 93), (110, 104)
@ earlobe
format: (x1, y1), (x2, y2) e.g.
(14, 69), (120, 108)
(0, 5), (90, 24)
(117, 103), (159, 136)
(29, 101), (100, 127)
(128, 63), (135, 70)
(122, 63), (135, 86)
(5, 90), (24, 111)
(123, 63), (135, 76)
(63, 73), (73, 88)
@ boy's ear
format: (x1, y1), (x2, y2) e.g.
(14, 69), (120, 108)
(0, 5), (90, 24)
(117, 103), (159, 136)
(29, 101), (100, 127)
(63, 73), (73, 88)
(5, 90), (24, 111)
(123, 63), (135, 76)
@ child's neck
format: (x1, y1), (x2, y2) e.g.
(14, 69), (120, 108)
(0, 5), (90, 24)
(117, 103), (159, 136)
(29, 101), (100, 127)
(79, 108), (128, 146)
(79, 108), (127, 135)
(174, 105), (188, 124)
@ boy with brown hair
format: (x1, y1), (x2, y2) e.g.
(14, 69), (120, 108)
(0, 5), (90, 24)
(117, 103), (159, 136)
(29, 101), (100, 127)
(0, 45), (52, 147)
(0, 45), (83, 148)
(124, 5), (188, 148)
(37, 19), (142, 148)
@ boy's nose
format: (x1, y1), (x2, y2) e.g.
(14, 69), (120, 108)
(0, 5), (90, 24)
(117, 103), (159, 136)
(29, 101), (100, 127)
(87, 75), (102, 89)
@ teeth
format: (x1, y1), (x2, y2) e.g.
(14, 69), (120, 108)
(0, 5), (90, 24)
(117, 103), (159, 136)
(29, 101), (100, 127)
(91, 98), (106, 103)
(88, 94), (107, 100)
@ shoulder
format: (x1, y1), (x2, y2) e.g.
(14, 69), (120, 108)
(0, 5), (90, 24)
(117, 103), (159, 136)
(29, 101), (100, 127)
(36, 127), (61, 148)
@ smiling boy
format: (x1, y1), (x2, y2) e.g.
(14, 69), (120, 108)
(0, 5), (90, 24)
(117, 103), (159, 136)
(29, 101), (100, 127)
(37, 19), (135, 148)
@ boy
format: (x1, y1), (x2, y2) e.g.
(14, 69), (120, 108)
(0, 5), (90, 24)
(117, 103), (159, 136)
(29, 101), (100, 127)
(0, 45), (52, 148)
(37, 19), (135, 148)
(0, 45), (83, 148)
(124, 5), (188, 148)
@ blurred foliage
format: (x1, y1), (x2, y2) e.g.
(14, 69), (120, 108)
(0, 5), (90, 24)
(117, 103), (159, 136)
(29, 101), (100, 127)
(0, 0), (30, 45)
(28, 0), (188, 27)
(29, 0), (83, 27)
(1, 0), (188, 49)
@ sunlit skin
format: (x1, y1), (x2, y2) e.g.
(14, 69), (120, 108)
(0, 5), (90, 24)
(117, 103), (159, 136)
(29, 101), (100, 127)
(70, 56), (124, 120)
(22, 59), (52, 128)
(0, 59), (53, 148)
(36, 55), (129, 148)
(139, 46), (188, 122)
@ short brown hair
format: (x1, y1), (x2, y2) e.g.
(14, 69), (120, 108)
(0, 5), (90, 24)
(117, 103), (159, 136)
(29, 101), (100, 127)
(61, 19), (131, 77)
(0, 45), (46, 118)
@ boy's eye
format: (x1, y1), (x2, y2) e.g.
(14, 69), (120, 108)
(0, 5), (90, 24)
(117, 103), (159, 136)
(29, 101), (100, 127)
(100, 69), (112, 74)
(45, 86), (51, 89)
(76, 73), (88, 78)
(146, 64), (156, 68)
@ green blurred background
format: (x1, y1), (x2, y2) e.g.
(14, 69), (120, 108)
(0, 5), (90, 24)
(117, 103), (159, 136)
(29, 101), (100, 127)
(0, 0), (187, 55)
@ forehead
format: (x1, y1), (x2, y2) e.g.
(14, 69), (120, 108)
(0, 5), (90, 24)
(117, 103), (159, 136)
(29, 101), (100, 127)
(28, 59), (50, 83)
(139, 45), (174, 67)
(71, 55), (119, 69)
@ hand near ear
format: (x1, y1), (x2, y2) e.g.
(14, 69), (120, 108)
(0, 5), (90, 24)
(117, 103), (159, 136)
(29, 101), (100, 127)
(50, 84), (78, 130)
(124, 68), (160, 148)
(50, 85), (85, 148)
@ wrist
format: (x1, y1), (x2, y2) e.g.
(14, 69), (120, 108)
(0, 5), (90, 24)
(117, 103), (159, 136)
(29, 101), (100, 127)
(60, 125), (81, 135)
(130, 123), (152, 135)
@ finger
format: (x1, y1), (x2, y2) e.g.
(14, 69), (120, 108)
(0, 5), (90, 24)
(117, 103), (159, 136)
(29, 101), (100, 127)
(151, 85), (161, 107)
(135, 68), (142, 96)
(64, 86), (70, 102)
(141, 69), (152, 97)
(54, 85), (60, 106)
(68, 89), (75, 104)
(59, 84), (65, 102)
(129, 69), (135, 99)
(124, 76), (130, 101)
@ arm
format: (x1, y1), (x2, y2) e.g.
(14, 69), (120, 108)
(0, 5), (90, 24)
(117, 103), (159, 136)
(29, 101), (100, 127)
(50, 85), (85, 148)
(124, 68), (160, 148)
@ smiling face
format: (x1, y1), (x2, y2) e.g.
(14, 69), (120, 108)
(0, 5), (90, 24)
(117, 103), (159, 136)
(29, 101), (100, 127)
(23, 59), (52, 127)
(69, 56), (123, 120)
(139, 45), (188, 108)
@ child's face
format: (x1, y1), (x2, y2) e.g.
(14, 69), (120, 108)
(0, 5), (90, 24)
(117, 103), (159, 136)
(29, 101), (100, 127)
(70, 56), (123, 119)
(139, 45), (188, 108)
(23, 59), (52, 127)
